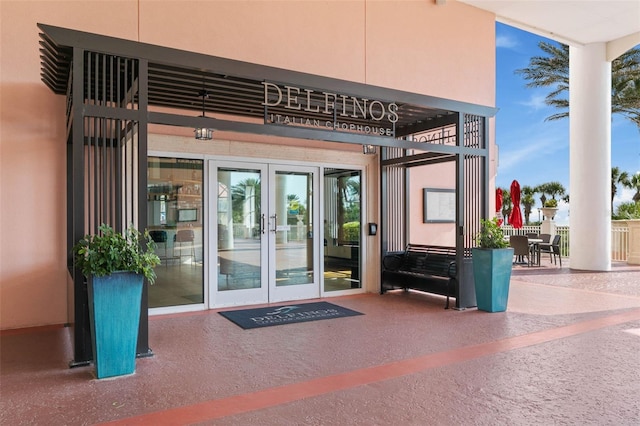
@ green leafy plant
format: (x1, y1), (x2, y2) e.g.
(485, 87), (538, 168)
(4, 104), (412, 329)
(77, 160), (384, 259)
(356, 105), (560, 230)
(72, 224), (161, 284)
(613, 201), (640, 219)
(475, 218), (509, 249)
(342, 221), (360, 242)
(544, 199), (558, 208)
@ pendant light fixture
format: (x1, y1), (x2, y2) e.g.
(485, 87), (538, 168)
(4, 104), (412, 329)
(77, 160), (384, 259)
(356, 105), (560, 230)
(194, 89), (213, 141)
(363, 144), (376, 155)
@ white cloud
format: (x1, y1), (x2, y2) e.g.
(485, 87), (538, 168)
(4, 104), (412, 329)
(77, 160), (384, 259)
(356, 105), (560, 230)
(498, 131), (565, 173)
(518, 93), (547, 110)
(535, 180), (636, 224)
(496, 34), (518, 49)
(552, 199), (570, 226)
(613, 187), (636, 209)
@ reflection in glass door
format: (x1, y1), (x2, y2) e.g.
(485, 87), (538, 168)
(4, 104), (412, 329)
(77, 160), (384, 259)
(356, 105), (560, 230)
(214, 164), (268, 306)
(211, 162), (319, 307)
(269, 167), (319, 302)
(147, 157), (204, 309)
(323, 169), (361, 292)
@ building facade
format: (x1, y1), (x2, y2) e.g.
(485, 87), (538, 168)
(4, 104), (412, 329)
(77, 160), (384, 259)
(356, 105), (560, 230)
(0, 1), (497, 335)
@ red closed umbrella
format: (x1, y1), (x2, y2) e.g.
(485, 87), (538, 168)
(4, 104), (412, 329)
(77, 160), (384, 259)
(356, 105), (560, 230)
(509, 180), (523, 228)
(495, 188), (503, 226)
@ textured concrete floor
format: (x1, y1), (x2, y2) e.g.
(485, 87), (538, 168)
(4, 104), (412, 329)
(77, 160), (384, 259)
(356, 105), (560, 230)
(1, 261), (639, 425)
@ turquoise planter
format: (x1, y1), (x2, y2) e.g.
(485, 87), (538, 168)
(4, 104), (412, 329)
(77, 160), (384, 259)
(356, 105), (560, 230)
(88, 272), (143, 379)
(472, 248), (514, 312)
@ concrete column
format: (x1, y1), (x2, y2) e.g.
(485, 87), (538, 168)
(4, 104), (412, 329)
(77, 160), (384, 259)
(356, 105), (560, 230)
(540, 217), (557, 237)
(569, 43), (611, 271)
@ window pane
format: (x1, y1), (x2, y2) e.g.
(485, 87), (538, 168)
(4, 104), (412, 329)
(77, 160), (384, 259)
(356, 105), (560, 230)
(324, 169), (361, 291)
(148, 157), (204, 307)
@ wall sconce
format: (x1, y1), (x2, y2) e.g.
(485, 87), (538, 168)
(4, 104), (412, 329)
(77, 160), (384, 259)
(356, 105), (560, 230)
(194, 90), (213, 141)
(363, 144), (376, 155)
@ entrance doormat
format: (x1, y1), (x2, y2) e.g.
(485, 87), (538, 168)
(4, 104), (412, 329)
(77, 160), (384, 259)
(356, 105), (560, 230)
(218, 301), (363, 329)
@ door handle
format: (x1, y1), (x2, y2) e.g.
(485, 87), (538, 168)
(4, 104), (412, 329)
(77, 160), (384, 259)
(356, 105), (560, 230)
(270, 214), (277, 233)
(261, 214), (266, 234)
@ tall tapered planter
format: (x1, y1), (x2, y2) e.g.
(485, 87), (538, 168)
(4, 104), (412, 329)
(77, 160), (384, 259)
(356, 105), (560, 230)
(472, 248), (514, 312)
(88, 272), (144, 379)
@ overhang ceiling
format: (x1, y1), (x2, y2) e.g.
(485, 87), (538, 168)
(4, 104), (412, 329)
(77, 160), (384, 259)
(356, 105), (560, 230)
(458, 0), (640, 47)
(39, 23), (497, 143)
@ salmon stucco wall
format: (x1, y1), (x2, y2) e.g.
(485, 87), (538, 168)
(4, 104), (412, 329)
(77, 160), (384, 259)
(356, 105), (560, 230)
(0, 0), (496, 330)
(410, 163), (458, 247)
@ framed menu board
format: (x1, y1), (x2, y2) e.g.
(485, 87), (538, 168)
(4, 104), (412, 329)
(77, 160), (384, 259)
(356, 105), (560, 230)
(423, 188), (456, 223)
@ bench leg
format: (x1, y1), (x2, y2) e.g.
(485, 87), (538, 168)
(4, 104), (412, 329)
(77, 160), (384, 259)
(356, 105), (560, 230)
(444, 279), (451, 310)
(445, 278), (458, 310)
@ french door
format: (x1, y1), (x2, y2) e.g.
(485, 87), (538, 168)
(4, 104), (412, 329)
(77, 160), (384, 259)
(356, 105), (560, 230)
(210, 160), (319, 307)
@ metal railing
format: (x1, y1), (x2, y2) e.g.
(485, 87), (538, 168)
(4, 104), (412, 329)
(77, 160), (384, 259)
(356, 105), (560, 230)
(612, 221), (630, 261)
(501, 223), (629, 261)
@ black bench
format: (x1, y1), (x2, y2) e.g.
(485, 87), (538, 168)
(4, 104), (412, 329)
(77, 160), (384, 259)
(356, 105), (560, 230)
(381, 244), (457, 309)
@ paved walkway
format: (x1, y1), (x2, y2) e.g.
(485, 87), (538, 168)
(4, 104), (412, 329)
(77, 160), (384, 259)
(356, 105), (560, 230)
(2, 261), (639, 425)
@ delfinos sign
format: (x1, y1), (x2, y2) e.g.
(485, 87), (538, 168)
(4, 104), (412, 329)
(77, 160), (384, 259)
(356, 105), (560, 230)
(262, 81), (398, 137)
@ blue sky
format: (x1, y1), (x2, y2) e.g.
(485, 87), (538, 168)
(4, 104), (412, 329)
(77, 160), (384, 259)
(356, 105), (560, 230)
(495, 23), (640, 224)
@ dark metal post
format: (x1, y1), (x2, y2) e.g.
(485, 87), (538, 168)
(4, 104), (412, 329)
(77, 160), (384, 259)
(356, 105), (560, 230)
(70, 47), (92, 366)
(136, 59), (152, 358)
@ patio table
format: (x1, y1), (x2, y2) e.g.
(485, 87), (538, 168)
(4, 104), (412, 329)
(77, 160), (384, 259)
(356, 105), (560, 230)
(503, 236), (543, 266)
(528, 238), (543, 266)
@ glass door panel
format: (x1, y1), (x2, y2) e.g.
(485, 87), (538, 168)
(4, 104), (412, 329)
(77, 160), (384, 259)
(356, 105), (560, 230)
(210, 161), (319, 307)
(212, 163), (268, 306)
(269, 166), (319, 302)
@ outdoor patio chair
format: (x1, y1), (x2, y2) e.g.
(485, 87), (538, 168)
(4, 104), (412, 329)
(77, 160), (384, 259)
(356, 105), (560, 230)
(538, 235), (562, 266)
(539, 233), (552, 243)
(509, 235), (532, 266)
(526, 233), (539, 238)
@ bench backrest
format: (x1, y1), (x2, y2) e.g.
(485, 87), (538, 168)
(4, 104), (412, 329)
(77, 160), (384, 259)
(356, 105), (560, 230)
(424, 253), (456, 278)
(402, 250), (429, 274)
(403, 244), (456, 278)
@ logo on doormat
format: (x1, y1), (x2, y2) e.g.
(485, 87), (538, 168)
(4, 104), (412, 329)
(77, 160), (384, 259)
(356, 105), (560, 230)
(265, 306), (300, 315)
(251, 305), (340, 326)
(219, 301), (363, 329)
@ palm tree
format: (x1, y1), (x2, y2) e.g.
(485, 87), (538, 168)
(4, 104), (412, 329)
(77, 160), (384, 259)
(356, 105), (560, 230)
(231, 178), (261, 223)
(628, 173), (640, 203)
(614, 201), (640, 219)
(516, 42), (640, 130)
(342, 176), (361, 223)
(546, 181), (566, 201)
(535, 183), (550, 207)
(612, 52), (640, 129)
(520, 185), (536, 225)
(611, 166), (630, 212)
